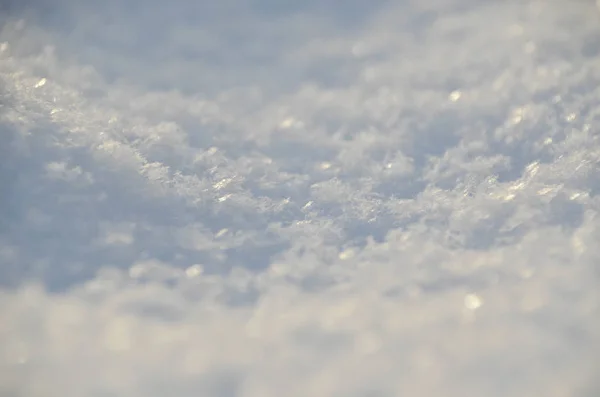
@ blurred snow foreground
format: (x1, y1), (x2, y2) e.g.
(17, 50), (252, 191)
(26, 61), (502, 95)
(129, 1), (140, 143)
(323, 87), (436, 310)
(1, 0), (599, 396)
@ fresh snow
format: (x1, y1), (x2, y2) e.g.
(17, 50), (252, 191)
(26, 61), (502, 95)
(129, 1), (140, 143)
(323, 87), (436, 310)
(1, 1), (599, 396)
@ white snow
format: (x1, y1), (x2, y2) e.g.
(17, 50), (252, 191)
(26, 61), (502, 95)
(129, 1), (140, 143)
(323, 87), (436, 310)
(1, 1), (599, 396)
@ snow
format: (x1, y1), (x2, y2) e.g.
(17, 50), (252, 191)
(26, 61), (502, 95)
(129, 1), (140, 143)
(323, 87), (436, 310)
(1, 0), (599, 396)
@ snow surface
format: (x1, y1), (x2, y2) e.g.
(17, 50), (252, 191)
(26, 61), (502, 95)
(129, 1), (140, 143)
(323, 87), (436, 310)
(1, 0), (599, 396)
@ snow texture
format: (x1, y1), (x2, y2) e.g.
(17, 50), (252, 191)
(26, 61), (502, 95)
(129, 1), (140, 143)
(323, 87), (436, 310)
(1, 0), (599, 396)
